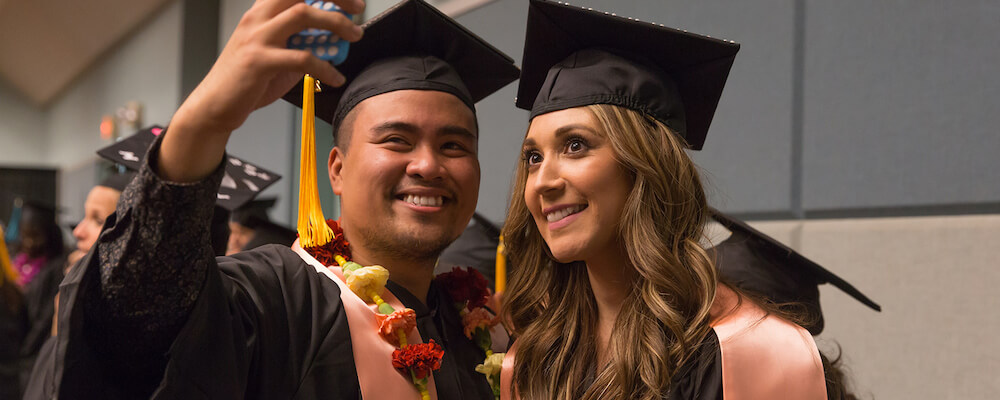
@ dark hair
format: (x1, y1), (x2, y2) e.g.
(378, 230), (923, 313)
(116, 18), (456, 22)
(19, 204), (64, 259)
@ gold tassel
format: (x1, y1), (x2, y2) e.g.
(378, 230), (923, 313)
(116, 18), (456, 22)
(495, 235), (506, 293)
(0, 226), (17, 286)
(297, 75), (335, 248)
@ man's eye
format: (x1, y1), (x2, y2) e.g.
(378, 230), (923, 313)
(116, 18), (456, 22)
(442, 142), (466, 151)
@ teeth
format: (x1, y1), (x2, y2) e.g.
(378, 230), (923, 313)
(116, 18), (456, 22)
(546, 205), (585, 222)
(404, 194), (444, 207)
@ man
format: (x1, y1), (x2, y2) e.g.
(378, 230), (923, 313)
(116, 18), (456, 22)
(20, 172), (131, 399)
(50, 0), (518, 399)
(69, 173), (134, 267)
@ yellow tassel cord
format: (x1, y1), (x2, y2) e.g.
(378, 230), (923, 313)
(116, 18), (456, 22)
(494, 235), (506, 293)
(397, 330), (408, 347)
(297, 75), (335, 248)
(0, 226), (18, 286)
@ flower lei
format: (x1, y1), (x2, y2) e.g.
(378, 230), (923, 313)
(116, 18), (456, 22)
(305, 220), (504, 399)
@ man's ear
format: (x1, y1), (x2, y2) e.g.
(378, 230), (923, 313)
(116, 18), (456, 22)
(328, 147), (344, 195)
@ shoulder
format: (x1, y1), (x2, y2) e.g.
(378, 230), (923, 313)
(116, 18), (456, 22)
(709, 288), (826, 400)
(215, 244), (343, 303)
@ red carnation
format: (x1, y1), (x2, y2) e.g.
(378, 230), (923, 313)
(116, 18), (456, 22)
(435, 267), (490, 309)
(303, 219), (351, 266)
(391, 340), (444, 379)
(376, 309), (417, 346)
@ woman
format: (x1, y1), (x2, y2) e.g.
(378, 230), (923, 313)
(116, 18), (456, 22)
(500, 1), (828, 399)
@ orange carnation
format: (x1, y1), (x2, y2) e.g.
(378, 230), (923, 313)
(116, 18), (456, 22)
(376, 308), (417, 346)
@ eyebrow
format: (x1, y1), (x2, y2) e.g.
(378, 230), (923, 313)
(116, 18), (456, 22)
(371, 121), (418, 135)
(371, 121), (477, 140)
(522, 124), (598, 148)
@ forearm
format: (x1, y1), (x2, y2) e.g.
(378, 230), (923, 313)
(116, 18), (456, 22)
(157, 101), (232, 183)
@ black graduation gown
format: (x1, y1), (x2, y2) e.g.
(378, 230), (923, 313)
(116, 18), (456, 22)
(664, 330), (723, 400)
(0, 284), (27, 399)
(31, 135), (495, 400)
(40, 246), (494, 400)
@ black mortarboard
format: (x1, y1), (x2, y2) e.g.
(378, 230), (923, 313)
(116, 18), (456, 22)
(708, 208), (881, 335)
(436, 213), (501, 289)
(97, 171), (137, 193)
(230, 198), (278, 228)
(282, 0), (520, 130)
(20, 200), (58, 226)
(241, 220), (298, 251)
(516, 0), (740, 150)
(96, 125), (281, 211)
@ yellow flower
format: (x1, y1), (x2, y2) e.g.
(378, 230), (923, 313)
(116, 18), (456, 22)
(475, 352), (505, 387)
(346, 265), (389, 300)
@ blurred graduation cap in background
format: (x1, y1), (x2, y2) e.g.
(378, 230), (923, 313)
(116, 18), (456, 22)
(437, 213), (501, 290)
(229, 198), (297, 252)
(97, 125), (284, 255)
(97, 171), (137, 193)
(708, 208), (881, 335)
(97, 125), (281, 211)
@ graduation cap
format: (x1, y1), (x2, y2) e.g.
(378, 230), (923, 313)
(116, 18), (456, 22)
(708, 208), (881, 335)
(231, 198), (278, 228)
(515, 0), (740, 150)
(97, 171), (137, 193)
(282, 0), (521, 129)
(241, 219), (298, 251)
(437, 213), (502, 289)
(96, 125), (281, 211)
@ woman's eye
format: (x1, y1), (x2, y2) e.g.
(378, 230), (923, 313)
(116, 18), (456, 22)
(524, 151), (542, 165)
(567, 138), (586, 153)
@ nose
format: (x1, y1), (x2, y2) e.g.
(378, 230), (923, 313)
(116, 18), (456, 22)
(72, 220), (86, 241)
(405, 144), (447, 182)
(530, 157), (565, 196)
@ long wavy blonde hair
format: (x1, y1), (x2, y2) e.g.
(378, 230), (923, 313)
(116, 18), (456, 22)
(501, 104), (718, 400)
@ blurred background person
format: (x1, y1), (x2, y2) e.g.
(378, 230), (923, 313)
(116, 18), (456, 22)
(0, 224), (27, 399)
(7, 200), (66, 392)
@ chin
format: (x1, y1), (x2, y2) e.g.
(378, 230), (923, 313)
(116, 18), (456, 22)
(396, 221), (459, 245)
(547, 243), (587, 264)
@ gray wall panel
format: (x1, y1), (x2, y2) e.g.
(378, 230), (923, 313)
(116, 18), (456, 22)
(0, 82), (48, 167)
(802, 1), (1000, 211)
(456, 0), (530, 224)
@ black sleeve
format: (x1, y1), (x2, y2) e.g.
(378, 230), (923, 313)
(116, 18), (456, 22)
(666, 329), (724, 400)
(84, 130), (225, 363)
(56, 244), (349, 400)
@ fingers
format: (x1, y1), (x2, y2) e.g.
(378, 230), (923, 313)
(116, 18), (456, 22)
(262, 2), (364, 45)
(254, 0), (365, 22)
(262, 48), (347, 86)
(330, 0), (366, 17)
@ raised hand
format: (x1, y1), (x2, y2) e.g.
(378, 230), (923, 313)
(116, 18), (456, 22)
(162, 0), (365, 183)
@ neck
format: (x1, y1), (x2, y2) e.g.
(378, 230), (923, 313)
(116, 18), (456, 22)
(347, 240), (437, 304)
(584, 245), (636, 363)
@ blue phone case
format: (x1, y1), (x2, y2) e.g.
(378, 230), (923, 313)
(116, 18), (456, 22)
(286, 0), (352, 65)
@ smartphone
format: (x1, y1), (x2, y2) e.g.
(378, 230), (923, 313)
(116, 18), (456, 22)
(286, 0), (352, 65)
